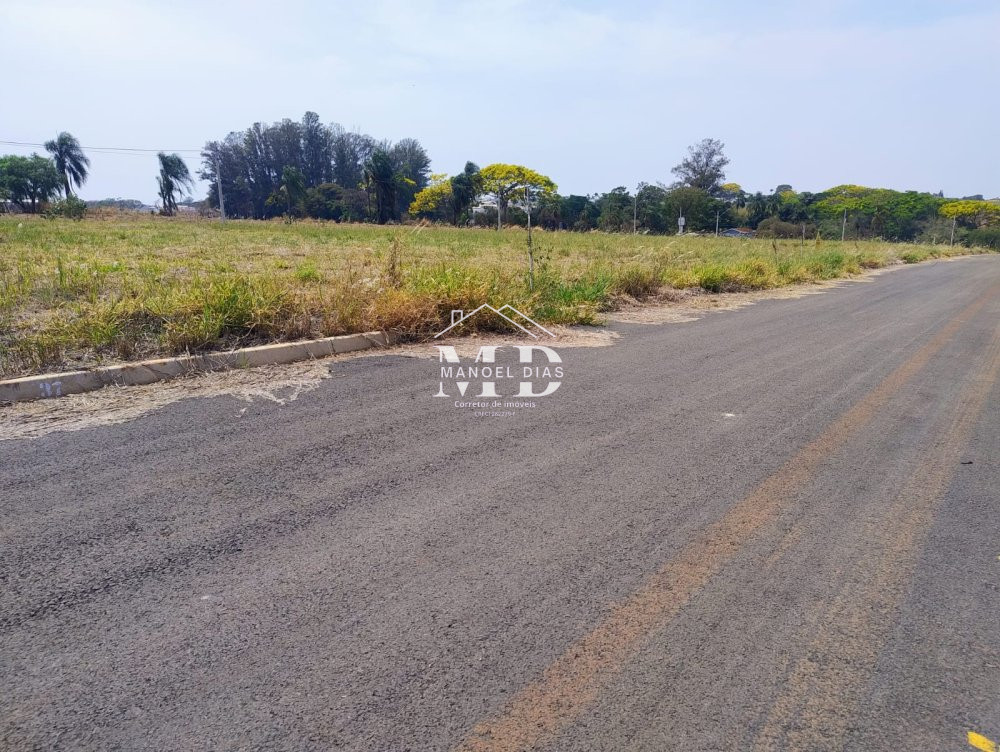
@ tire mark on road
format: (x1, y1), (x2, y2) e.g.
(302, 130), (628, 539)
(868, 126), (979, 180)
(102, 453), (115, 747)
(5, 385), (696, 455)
(454, 283), (999, 752)
(751, 317), (1000, 751)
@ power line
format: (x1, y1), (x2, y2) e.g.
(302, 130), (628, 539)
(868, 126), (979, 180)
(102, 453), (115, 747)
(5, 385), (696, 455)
(0, 140), (203, 155)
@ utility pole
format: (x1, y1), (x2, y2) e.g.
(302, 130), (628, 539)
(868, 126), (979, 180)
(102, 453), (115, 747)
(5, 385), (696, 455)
(214, 158), (226, 221)
(715, 210), (720, 236)
(801, 223), (806, 247)
(526, 187), (534, 292)
(526, 187), (532, 246)
(950, 216), (956, 246)
(841, 208), (847, 242)
(633, 190), (638, 235)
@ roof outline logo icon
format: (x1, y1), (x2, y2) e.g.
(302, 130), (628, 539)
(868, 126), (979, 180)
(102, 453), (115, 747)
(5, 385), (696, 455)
(433, 304), (556, 339)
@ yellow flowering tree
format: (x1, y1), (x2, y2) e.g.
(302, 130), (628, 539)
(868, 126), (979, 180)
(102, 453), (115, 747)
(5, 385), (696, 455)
(409, 174), (453, 220)
(939, 199), (1000, 227)
(478, 164), (557, 229)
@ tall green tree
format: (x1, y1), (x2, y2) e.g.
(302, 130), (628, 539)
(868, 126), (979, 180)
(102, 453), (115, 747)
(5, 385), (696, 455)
(450, 162), (481, 225)
(746, 191), (781, 227)
(301, 111), (333, 187)
(266, 166), (307, 218)
(662, 186), (722, 232)
(44, 132), (90, 197)
(559, 195), (600, 231)
(156, 152), (193, 216)
(391, 138), (431, 216)
(672, 138), (729, 194)
(635, 183), (669, 233)
(201, 113), (425, 220)
(0, 154), (61, 212)
(364, 148), (398, 224)
(596, 187), (633, 232)
(331, 125), (375, 190)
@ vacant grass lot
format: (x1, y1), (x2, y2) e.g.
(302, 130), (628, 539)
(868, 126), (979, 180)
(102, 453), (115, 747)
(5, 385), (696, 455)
(0, 214), (991, 377)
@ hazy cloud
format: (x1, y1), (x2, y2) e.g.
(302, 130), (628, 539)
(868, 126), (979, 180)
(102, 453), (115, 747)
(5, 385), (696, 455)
(2, 0), (997, 201)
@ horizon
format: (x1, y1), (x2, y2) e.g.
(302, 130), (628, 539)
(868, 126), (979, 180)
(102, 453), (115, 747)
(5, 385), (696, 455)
(2, 0), (998, 204)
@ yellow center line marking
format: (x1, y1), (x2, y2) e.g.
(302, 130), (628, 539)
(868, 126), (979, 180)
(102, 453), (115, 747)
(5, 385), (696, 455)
(969, 731), (998, 752)
(455, 282), (1000, 752)
(753, 317), (1000, 750)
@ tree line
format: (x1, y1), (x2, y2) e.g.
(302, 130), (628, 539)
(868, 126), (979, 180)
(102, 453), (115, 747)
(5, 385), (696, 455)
(406, 139), (998, 246)
(200, 112), (431, 222)
(1, 122), (998, 247)
(0, 133), (91, 214)
(0, 132), (198, 219)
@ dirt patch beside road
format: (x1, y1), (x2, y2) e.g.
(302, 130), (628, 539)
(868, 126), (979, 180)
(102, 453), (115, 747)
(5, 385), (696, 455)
(0, 325), (619, 441)
(607, 264), (907, 325)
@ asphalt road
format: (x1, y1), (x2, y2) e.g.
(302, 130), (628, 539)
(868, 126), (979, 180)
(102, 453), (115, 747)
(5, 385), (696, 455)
(2, 257), (999, 751)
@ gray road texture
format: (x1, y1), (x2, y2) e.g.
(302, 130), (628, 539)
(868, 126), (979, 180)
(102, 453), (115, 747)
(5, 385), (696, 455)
(2, 256), (999, 751)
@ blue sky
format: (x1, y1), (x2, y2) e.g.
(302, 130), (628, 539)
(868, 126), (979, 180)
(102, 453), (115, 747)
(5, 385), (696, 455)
(2, 0), (997, 203)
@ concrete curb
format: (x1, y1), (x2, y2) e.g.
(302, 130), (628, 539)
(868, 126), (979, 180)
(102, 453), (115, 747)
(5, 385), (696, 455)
(0, 331), (395, 404)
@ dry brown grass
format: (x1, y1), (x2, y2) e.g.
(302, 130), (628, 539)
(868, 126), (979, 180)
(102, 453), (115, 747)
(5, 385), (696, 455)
(0, 214), (991, 377)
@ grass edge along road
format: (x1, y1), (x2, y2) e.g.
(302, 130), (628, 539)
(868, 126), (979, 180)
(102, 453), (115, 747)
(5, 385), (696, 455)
(1, 214), (995, 378)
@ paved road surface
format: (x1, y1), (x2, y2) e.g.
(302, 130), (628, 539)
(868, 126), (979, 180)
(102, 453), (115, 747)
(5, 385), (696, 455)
(2, 257), (999, 751)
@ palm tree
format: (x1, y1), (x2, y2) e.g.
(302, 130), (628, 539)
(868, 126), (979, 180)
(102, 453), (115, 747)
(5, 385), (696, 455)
(278, 166), (306, 217)
(364, 148), (398, 224)
(156, 152), (193, 216)
(44, 132), (90, 198)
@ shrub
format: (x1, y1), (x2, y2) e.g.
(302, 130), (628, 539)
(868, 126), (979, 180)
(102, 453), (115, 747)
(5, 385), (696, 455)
(472, 207), (498, 227)
(964, 227), (1000, 250)
(756, 216), (815, 239)
(44, 196), (88, 220)
(304, 183), (344, 221)
(694, 264), (734, 292)
(733, 257), (778, 288)
(899, 250), (926, 264)
(613, 265), (661, 298)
